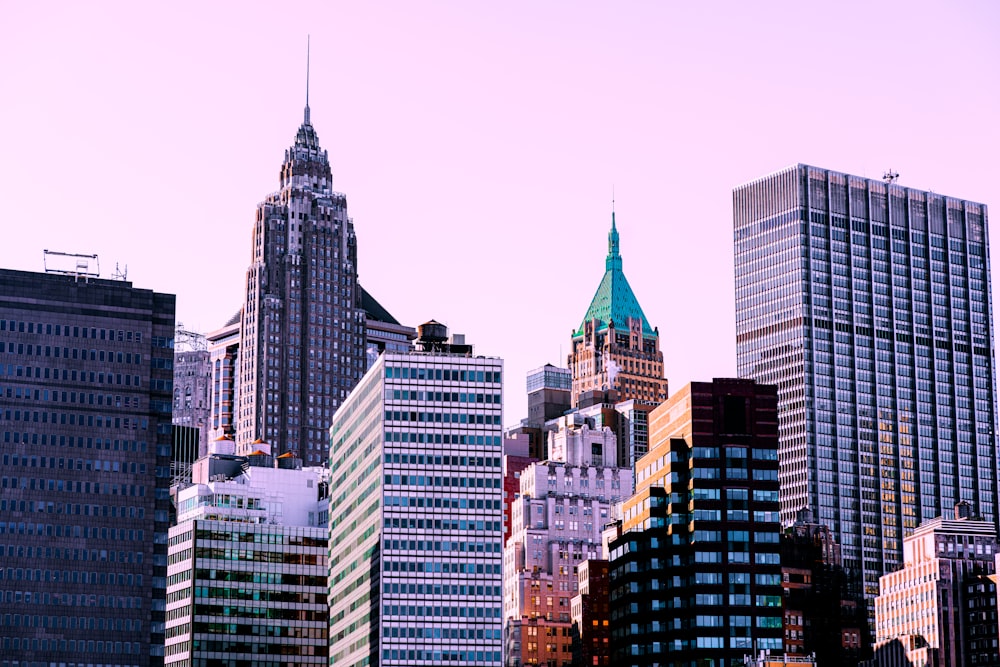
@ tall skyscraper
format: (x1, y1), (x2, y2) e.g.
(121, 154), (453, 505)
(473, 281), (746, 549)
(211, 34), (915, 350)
(568, 214), (668, 409)
(236, 81), (365, 464)
(0, 268), (175, 665)
(734, 164), (998, 595)
(328, 322), (504, 666)
(607, 379), (784, 665)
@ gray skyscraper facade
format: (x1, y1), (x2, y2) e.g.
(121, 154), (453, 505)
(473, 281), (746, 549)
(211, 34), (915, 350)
(0, 269), (175, 665)
(734, 164), (997, 596)
(236, 96), (365, 464)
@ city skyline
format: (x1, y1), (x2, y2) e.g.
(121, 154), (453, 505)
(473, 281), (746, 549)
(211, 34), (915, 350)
(2, 2), (999, 422)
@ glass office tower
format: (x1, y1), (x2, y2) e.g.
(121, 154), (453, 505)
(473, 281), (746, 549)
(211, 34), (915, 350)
(734, 164), (997, 596)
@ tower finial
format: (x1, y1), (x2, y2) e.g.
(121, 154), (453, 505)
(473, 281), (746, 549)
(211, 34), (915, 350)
(304, 35), (311, 125)
(607, 195), (621, 271)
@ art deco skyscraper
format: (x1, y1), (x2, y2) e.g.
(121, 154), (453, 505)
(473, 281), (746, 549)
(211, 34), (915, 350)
(734, 164), (998, 597)
(236, 84), (365, 464)
(569, 215), (668, 409)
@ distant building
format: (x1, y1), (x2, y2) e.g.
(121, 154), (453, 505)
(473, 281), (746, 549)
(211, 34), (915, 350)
(872, 504), (999, 667)
(570, 559), (611, 667)
(568, 213), (668, 410)
(734, 165), (999, 602)
(528, 364), (572, 427)
(170, 424), (200, 489)
(206, 312), (240, 442)
(328, 322), (504, 665)
(608, 379), (784, 665)
(236, 88), (366, 464)
(503, 434), (536, 546)
(781, 509), (871, 665)
(503, 413), (633, 667)
(0, 268), (175, 665)
(164, 438), (329, 665)
(361, 286), (416, 369)
(172, 342), (210, 457)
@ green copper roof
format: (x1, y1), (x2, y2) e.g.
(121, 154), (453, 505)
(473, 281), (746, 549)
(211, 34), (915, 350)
(575, 213), (656, 338)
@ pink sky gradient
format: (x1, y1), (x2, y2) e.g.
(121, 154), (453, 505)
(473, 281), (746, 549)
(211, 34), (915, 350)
(2, 1), (998, 423)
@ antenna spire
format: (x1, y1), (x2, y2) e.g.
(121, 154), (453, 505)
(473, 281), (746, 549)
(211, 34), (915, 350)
(304, 35), (311, 125)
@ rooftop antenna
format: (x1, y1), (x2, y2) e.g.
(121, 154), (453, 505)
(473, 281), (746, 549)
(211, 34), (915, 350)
(112, 262), (128, 281)
(883, 169), (899, 184)
(304, 35), (311, 125)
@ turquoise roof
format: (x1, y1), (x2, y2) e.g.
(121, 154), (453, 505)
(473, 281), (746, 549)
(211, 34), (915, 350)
(575, 213), (656, 339)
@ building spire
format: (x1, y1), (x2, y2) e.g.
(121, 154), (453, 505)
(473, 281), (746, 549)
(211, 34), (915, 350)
(304, 35), (311, 125)
(607, 201), (621, 271)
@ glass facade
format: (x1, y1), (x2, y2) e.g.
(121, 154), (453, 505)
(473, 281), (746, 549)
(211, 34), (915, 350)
(734, 164), (998, 596)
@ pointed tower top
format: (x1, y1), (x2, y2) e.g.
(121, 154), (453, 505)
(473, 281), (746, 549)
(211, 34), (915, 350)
(607, 206), (621, 271)
(575, 208), (655, 339)
(304, 35), (311, 125)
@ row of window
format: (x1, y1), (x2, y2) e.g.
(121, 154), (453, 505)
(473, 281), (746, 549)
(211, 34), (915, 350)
(1, 477), (149, 497)
(385, 366), (501, 383)
(385, 410), (501, 425)
(1, 343), (146, 365)
(383, 560), (500, 574)
(0, 544), (143, 563)
(0, 454), (146, 474)
(385, 539), (501, 554)
(382, 582), (500, 597)
(385, 496), (500, 510)
(390, 389), (501, 404)
(0, 636), (144, 656)
(384, 518), (500, 532)
(381, 604), (501, 619)
(0, 320), (146, 343)
(383, 474), (501, 489)
(385, 431), (502, 445)
(384, 453), (500, 467)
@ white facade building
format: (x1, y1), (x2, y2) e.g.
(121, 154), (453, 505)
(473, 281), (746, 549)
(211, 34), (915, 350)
(328, 329), (504, 666)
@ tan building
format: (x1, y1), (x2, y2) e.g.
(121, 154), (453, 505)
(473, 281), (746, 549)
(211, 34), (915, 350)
(568, 214), (667, 407)
(872, 503), (999, 667)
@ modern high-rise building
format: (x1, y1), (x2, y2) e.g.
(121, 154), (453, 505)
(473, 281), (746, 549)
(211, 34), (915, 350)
(607, 379), (784, 666)
(568, 214), (668, 409)
(0, 268), (175, 665)
(236, 88), (366, 464)
(503, 413), (633, 667)
(164, 440), (329, 665)
(734, 164), (998, 595)
(872, 504), (999, 667)
(328, 323), (504, 666)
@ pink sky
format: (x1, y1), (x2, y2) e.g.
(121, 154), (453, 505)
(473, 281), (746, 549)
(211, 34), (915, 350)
(2, 1), (998, 422)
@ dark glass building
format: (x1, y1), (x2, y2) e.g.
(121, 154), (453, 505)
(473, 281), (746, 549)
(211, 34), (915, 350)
(0, 268), (175, 665)
(734, 164), (998, 597)
(608, 379), (783, 666)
